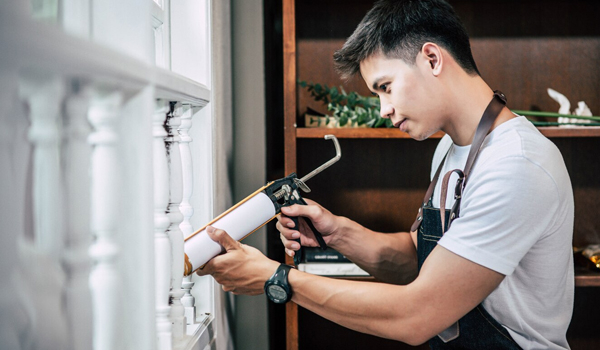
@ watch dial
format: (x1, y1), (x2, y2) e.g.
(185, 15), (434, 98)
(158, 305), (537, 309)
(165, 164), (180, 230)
(267, 285), (287, 302)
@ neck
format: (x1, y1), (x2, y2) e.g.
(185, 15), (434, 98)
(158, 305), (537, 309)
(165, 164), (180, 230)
(441, 75), (513, 146)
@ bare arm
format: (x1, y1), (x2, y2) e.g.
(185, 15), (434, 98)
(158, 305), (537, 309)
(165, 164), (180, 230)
(277, 201), (418, 284)
(199, 227), (504, 346)
(288, 244), (504, 345)
(327, 216), (418, 284)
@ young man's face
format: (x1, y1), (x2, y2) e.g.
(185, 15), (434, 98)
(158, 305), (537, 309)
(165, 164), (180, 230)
(360, 51), (444, 140)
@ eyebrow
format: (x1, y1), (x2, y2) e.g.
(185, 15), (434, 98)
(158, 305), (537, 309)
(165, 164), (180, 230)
(371, 76), (389, 91)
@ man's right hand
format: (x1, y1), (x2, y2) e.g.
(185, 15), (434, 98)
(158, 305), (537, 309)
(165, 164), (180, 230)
(275, 198), (341, 258)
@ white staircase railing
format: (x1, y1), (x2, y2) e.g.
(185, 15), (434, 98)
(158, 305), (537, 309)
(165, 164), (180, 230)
(0, 3), (214, 350)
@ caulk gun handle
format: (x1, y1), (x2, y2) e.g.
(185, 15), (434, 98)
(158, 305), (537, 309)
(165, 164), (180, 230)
(288, 216), (304, 266)
(285, 198), (328, 266)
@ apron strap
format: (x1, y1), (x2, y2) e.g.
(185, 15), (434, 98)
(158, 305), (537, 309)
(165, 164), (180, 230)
(463, 91), (507, 184)
(410, 150), (449, 232)
(439, 168), (464, 234)
(410, 91), (507, 233)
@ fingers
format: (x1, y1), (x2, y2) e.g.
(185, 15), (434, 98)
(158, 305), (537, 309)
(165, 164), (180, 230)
(206, 226), (239, 252)
(276, 212), (299, 230)
(276, 221), (301, 249)
(197, 227), (240, 276)
(279, 232), (300, 257)
(280, 203), (314, 218)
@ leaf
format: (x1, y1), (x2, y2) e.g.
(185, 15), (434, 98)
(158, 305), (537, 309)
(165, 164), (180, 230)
(339, 115), (348, 126)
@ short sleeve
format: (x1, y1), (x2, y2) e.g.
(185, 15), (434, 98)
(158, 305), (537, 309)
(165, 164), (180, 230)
(437, 155), (560, 275)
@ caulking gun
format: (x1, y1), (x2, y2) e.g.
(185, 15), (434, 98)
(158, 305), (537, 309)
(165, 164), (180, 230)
(183, 135), (341, 275)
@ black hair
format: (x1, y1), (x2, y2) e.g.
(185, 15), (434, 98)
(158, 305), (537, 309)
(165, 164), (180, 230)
(333, 0), (479, 79)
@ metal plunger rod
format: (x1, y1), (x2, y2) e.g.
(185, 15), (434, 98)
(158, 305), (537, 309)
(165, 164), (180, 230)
(299, 135), (341, 184)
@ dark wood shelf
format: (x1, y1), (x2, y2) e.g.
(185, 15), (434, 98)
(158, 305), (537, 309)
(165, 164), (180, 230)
(296, 126), (600, 139)
(536, 126), (600, 138)
(575, 270), (600, 287)
(296, 127), (443, 139)
(282, 1), (600, 348)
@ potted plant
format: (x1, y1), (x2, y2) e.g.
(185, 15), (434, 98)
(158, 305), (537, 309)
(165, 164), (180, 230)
(299, 81), (393, 128)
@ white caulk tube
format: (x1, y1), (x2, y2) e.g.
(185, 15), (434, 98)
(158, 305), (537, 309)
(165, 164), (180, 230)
(183, 188), (276, 275)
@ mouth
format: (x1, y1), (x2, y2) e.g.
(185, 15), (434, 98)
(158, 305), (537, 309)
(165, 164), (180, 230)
(394, 119), (406, 129)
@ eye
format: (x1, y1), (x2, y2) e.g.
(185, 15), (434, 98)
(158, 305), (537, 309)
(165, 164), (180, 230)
(379, 83), (390, 93)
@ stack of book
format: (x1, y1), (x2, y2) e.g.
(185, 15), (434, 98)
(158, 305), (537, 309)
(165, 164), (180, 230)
(298, 247), (369, 277)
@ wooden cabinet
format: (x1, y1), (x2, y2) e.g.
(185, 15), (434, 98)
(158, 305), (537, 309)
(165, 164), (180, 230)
(278, 0), (600, 349)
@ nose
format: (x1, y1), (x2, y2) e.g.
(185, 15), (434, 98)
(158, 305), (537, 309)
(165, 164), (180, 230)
(380, 102), (394, 119)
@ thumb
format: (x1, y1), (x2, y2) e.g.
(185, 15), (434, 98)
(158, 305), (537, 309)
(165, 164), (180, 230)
(206, 226), (239, 252)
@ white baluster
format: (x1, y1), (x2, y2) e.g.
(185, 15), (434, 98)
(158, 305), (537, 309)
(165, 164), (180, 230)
(166, 102), (186, 340)
(88, 89), (123, 350)
(20, 75), (69, 349)
(1, 68), (36, 350)
(154, 99), (173, 350)
(181, 277), (196, 325)
(178, 104), (196, 325)
(23, 75), (65, 256)
(63, 84), (93, 350)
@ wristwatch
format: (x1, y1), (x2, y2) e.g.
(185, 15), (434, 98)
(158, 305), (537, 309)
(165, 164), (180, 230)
(264, 264), (293, 304)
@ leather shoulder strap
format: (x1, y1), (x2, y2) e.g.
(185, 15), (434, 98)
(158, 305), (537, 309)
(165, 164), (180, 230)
(463, 91), (507, 185)
(410, 148), (450, 232)
(410, 91), (507, 233)
(440, 91), (507, 233)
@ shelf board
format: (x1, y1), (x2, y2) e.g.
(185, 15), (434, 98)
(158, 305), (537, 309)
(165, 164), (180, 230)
(536, 126), (600, 138)
(296, 126), (600, 139)
(575, 270), (600, 287)
(296, 128), (445, 139)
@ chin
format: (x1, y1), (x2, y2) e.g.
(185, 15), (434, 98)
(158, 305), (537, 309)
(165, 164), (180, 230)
(411, 129), (437, 141)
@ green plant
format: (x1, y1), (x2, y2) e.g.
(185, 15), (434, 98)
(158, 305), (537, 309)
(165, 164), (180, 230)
(299, 81), (393, 128)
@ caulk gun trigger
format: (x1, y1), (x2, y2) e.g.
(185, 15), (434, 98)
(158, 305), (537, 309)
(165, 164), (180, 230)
(294, 178), (311, 193)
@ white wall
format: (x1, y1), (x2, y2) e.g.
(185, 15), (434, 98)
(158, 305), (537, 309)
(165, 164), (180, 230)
(232, 0), (269, 349)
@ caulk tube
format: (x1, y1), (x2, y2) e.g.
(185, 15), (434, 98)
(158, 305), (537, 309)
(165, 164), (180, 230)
(184, 185), (277, 275)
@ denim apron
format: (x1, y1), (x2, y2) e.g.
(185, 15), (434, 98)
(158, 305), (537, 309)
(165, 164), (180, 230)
(410, 92), (521, 349)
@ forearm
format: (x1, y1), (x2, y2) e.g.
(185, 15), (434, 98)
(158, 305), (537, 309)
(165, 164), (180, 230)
(329, 217), (418, 284)
(286, 246), (500, 346)
(288, 269), (425, 345)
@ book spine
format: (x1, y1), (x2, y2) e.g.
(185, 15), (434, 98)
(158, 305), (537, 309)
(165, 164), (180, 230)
(304, 248), (351, 263)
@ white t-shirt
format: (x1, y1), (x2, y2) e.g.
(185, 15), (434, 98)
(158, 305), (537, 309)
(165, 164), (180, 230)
(431, 116), (574, 349)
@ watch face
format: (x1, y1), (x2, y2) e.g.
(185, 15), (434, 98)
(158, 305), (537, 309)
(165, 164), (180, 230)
(266, 284), (288, 303)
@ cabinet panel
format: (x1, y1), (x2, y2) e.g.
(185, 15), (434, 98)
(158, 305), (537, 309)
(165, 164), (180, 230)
(279, 1), (600, 349)
(297, 138), (438, 233)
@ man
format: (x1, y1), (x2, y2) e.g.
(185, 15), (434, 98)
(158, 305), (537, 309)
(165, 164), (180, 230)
(198, 0), (574, 348)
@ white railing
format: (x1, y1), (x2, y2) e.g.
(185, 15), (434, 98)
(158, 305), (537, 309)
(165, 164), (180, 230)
(0, 3), (214, 350)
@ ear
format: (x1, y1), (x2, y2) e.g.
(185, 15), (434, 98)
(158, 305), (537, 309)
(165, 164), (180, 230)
(421, 43), (443, 77)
